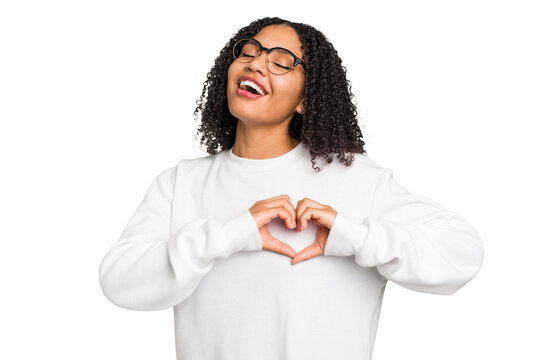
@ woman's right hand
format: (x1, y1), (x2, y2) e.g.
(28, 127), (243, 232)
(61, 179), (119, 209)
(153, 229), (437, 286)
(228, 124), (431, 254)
(248, 195), (298, 258)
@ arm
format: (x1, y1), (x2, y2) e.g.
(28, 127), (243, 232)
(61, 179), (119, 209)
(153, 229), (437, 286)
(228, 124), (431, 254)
(324, 168), (484, 295)
(98, 165), (262, 311)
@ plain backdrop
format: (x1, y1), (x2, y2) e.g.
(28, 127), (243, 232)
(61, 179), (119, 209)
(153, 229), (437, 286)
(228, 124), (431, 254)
(1, 0), (538, 359)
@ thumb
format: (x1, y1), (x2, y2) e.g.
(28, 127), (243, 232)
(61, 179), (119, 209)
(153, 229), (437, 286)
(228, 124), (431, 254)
(264, 234), (297, 258)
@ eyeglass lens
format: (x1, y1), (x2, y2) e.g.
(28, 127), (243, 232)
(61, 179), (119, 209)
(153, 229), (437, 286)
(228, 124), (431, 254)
(233, 39), (295, 74)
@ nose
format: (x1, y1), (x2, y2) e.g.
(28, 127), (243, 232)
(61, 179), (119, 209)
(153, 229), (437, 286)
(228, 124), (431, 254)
(245, 50), (268, 75)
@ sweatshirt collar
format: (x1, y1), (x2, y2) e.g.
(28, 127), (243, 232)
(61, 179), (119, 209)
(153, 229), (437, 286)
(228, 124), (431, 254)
(223, 141), (306, 172)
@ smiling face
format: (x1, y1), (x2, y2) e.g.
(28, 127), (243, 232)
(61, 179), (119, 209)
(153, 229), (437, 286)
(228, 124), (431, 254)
(227, 25), (306, 127)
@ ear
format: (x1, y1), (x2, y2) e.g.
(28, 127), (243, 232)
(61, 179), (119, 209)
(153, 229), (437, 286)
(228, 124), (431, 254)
(295, 96), (306, 115)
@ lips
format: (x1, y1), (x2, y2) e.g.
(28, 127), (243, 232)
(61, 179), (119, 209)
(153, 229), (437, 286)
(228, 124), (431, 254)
(237, 75), (268, 95)
(237, 87), (263, 99)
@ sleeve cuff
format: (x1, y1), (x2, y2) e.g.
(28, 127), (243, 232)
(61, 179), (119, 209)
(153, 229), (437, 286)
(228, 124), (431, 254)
(324, 212), (368, 257)
(220, 209), (263, 257)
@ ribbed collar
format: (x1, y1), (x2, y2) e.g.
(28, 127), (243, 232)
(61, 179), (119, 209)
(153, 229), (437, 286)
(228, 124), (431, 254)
(223, 141), (307, 172)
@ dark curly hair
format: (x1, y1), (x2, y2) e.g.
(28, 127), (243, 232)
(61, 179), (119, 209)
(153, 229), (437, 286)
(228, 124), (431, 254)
(193, 16), (366, 172)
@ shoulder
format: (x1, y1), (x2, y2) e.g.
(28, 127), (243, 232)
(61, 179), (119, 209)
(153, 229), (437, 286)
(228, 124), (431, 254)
(321, 151), (388, 178)
(351, 152), (386, 171)
(300, 151), (390, 194)
(176, 149), (225, 174)
(154, 149), (226, 184)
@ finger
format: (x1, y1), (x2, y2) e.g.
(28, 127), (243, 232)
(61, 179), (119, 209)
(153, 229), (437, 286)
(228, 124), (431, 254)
(296, 206), (307, 231)
(291, 242), (323, 265)
(295, 200), (309, 231)
(296, 198), (325, 230)
(263, 194), (293, 202)
(269, 197), (297, 229)
(263, 194), (296, 212)
(298, 207), (330, 231)
(269, 205), (297, 229)
(280, 195), (298, 228)
(295, 197), (324, 211)
(297, 206), (319, 231)
(278, 196), (298, 228)
(315, 225), (330, 251)
(295, 199), (305, 230)
(266, 236), (297, 258)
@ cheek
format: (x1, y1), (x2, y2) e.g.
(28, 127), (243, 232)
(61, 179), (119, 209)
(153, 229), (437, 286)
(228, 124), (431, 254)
(297, 75), (306, 97)
(227, 64), (240, 88)
(275, 78), (305, 102)
(227, 68), (234, 89)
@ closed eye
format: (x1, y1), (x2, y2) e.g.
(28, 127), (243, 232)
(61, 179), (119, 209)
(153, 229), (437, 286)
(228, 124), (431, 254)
(274, 63), (292, 70)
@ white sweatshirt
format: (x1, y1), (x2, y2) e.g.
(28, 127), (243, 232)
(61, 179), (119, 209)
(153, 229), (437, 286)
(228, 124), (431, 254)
(99, 141), (484, 360)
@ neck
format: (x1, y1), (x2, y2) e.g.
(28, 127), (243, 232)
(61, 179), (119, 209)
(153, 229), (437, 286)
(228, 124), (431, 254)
(232, 119), (300, 160)
(232, 137), (300, 160)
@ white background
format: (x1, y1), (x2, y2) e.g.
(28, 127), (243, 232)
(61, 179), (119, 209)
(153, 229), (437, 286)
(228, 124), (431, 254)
(1, 0), (538, 359)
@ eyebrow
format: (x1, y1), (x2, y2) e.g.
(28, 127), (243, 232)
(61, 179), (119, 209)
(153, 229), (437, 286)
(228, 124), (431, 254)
(253, 38), (303, 59)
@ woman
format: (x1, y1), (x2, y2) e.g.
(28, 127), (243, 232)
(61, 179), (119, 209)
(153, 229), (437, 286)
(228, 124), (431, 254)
(99, 17), (484, 360)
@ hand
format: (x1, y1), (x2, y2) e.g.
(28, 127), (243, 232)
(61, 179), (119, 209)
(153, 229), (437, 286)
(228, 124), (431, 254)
(291, 198), (337, 265)
(249, 195), (298, 258)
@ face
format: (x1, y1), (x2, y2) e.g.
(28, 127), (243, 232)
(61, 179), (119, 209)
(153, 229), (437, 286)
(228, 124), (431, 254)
(227, 25), (306, 127)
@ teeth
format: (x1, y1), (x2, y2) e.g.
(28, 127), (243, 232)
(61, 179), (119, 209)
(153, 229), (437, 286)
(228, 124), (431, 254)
(239, 80), (266, 96)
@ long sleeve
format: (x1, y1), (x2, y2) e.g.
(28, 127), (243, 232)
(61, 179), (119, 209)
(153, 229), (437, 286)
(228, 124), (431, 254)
(98, 166), (262, 311)
(324, 168), (484, 295)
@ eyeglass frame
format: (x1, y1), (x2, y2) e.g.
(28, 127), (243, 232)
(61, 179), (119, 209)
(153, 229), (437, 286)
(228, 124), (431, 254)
(232, 37), (307, 74)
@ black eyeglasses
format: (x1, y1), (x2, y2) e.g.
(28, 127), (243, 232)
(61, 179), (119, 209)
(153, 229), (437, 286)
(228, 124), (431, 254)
(232, 37), (306, 75)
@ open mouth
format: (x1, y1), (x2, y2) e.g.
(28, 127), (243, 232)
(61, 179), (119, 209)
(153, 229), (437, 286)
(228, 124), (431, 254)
(237, 79), (267, 96)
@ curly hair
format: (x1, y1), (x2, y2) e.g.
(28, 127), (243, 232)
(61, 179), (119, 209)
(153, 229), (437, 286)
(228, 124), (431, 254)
(193, 16), (366, 172)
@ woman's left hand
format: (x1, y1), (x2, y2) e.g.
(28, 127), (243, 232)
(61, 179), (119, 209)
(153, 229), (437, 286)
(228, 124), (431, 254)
(291, 198), (337, 265)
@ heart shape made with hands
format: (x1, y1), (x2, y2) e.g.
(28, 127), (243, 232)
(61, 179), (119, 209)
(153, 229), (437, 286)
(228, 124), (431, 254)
(286, 198), (337, 265)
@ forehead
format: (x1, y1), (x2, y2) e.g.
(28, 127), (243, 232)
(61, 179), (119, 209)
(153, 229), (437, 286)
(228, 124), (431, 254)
(252, 25), (303, 56)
